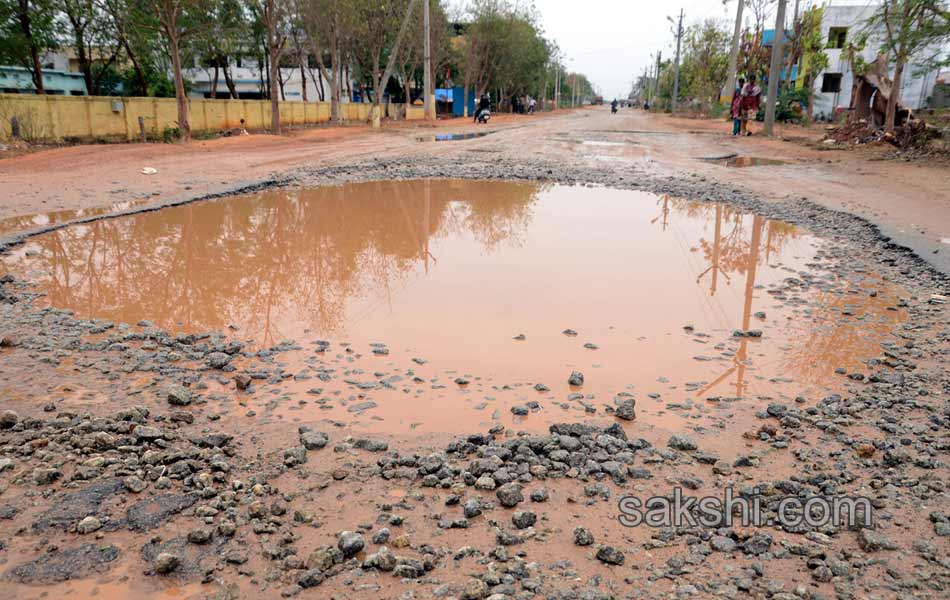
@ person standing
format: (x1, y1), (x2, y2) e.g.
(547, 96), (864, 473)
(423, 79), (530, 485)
(731, 78), (745, 136)
(739, 75), (761, 136)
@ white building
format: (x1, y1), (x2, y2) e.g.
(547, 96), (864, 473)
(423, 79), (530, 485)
(183, 57), (363, 103)
(810, 1), (945, 119)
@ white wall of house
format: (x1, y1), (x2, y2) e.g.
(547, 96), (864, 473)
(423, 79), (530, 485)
(182, 56), (362, 103)
(183, 64), (346, 102)
(811, 2), (944, 120)
(40, 51), (71, 72)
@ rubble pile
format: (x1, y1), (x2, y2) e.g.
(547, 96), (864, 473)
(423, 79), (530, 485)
(823, 118), (942, 151)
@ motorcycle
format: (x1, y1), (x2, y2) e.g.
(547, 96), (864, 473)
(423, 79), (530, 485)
(476, 108), (491, 124)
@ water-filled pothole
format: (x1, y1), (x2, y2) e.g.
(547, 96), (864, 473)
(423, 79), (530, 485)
(418, 132), (491, 142)
(701, 155), (787, 167)
(0, 199), (151, 238)
(5, 180), (904, 433)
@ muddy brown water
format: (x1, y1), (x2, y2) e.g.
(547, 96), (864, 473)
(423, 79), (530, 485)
(4, 179), (905, 436)
(724, 156), (787, 168)
(0, 199), (153, 238)
(418, 132), (491, 142)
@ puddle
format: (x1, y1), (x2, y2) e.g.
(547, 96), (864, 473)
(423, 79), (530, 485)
(0, 199), (151, 238)
(552, 135), (637, 147)
(581, 140), (635, 147)
(701, 155), (787, 168)
(418, 132), (491, 142)
(6, 180), (905, 434)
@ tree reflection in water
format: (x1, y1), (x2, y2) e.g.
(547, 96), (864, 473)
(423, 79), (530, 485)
(23, 180), (543, 345)
(9, 183), (905, 399)
(652, 194), (904, 390)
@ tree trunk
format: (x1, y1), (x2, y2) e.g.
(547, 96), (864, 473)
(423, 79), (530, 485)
(784, 49), (795, 93)
(270, 46), (281, 132)
(806, 76), (815, 120)
(884, 58), (904, 132)
(167, 30), (190, 139)
(313, 45), (335, 116)
(76, 37), (93, 95)
(223, 64), (238, 99)
(17, 1), (45, 93)
(463, 70), (470, 117)
(63, 4), (94, 94)
(211, 63), (219, 99)
(371, 74), (382, 128)
(123, 38), (148, 96)
(345, 65), (352, 103)
(29, 46), (44, 94)
(91, 50), (120, 96)
(372, 0), (418, 128)
(300, 57), (308, 102)
(263, 51), (270, 98)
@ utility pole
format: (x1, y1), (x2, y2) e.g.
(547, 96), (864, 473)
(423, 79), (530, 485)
(652, 50), (662, 105)
(669, 9), (684, 113)
(572, 72), (577, 108)
(554, 65), (560, 109)
(541, 63), (548, 111)
(763, 0), (787, 136)
(724, 0), (745, 106)
(423, 0), (434, 120)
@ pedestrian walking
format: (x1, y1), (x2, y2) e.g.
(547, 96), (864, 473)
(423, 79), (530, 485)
(731, 78), (745, 136)
(739, 75), (761, 136)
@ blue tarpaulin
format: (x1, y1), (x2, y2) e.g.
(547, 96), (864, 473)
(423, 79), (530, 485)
(451, 87), (476, 116)
(762, 29), (793, 46)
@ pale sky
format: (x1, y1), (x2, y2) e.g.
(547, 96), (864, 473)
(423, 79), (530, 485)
(536, 0), (742, 99)
(534, 0), (870, 100)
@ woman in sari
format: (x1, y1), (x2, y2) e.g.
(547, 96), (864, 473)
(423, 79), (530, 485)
(740, 75), (761, 136)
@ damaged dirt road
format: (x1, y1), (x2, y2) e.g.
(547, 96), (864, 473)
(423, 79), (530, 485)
(1, 109), (948, 273)
(0, 109), (948, 600)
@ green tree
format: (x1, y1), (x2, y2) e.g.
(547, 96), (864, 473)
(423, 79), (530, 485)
(250, 0), (290, 132)
(100, 0), (153, 96)
(59, 0), (124, 95)
(737, 24), (771, 82)
(298, 0), (357, 122)
(679, 19), (730, 113)
(865, 0), (950, 130)
(135, 0), (204, 139)
(192, 0), (247, 99)
(799, 6), (828, 120)
(459, 0), (554, 110)
(0, 0), (58, 93)
(348, 0), (417, 127)
(393, 0), (449, 104)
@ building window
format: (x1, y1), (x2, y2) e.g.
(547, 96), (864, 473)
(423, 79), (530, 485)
(821, 73), (842, 93)
(827, 27), (848, 49)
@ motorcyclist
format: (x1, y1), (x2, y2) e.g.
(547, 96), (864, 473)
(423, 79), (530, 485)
(611, 98), (618, 114)
(475, 93), (491, 123)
